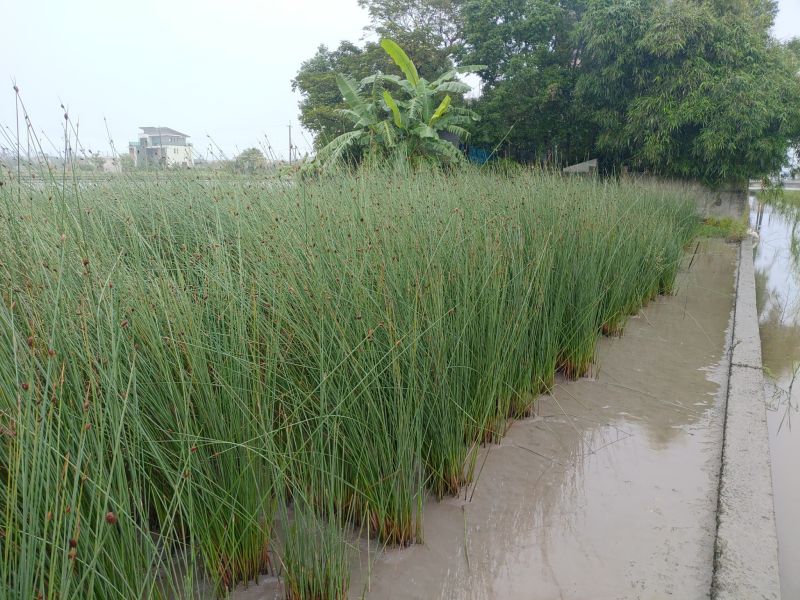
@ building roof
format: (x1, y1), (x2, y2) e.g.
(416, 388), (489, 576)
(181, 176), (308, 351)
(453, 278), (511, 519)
(139, 127), (190, 138)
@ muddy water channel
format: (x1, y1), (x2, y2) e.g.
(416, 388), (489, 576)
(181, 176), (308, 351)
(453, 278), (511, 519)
(753, 194), (800, 598)
(237, 240), (736, 599)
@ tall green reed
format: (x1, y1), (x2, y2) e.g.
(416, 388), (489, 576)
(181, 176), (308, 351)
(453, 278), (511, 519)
(0, 162), (698, 599)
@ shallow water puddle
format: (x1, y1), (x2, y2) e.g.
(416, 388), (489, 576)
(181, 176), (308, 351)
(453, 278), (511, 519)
(235, 240), (736, 600)
(752, 194), (800, 599)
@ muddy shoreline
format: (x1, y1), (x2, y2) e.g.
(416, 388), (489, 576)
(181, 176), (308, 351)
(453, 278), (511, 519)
(236, 239), (739, 600)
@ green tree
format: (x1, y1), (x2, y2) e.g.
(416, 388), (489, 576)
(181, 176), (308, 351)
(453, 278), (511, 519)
(293, 38), (452, 149)
(460, 0), (591, 164)
(578, 0), (800, 185)
(316, 39), (482, 168)
(787, 37), (800, 63)
(293, 42), (386, 149)
(234, 148), (266, 173)
(296, 0), (800, 181)
(573, 0), (658, 170)
(358, 0), (464, 55)
(459, 0), (800, 180)
(787, 37), (800, 172)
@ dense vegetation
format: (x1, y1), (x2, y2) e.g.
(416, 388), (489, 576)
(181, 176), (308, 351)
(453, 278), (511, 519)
(1, 166), (698, 598)
(314, 39), (482, 168)
(294, 0), (800, 185)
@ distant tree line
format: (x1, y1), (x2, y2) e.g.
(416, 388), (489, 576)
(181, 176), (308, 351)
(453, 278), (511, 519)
(293, 0), (800, 186)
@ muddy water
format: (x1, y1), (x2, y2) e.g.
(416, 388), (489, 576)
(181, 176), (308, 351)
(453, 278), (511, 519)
(235, 239), (736, 600)
(752, 195), (800, 599)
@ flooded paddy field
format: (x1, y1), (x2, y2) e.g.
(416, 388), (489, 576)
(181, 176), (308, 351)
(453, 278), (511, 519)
(753, 193), (800, 598)
(237, 239), (736, 599)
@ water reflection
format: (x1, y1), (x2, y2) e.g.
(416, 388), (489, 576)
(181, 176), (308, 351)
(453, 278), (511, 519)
(753, 192), (800, 391)
(751, 192), (800, 598)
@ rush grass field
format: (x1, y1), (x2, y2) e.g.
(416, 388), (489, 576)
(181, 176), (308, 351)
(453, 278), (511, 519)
(0, 165), (698, 599)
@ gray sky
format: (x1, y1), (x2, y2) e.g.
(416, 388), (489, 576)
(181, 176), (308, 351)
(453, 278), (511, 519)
(774, 0), (800, 40)
(2, 0), (370, 161)
(2, 0), (799, 161)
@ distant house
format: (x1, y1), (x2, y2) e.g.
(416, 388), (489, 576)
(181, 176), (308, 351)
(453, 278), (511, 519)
(129, 127), (194, 168)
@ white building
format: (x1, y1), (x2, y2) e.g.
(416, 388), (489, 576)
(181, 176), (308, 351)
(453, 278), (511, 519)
(129, 127), (194, 168)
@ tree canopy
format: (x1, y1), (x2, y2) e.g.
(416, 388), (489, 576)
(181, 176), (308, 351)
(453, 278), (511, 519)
(314, 39), (482, 168)
(292, 37), (452, 149)
(234, 147), (266, 173)
(575, 0), (800, 184)
(358, 0), (463, 55)
(294, 0), (800, 185)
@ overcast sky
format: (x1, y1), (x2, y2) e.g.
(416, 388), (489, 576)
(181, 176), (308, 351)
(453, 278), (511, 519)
(2, 0), (799, 161)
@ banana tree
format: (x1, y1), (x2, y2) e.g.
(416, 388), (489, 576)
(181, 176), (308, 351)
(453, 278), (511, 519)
(316, 39), (484, 168)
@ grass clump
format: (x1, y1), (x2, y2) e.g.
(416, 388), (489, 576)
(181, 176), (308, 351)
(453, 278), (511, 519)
(279, 509), (350, 600)
(0, 163), (698, 599)
(698, 215), (748, 241)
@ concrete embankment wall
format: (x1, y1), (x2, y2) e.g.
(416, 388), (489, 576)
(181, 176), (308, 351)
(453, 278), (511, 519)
(712, 238), (781, 600)
(695, 190), (748, 221)
(622, 174), (748, 220)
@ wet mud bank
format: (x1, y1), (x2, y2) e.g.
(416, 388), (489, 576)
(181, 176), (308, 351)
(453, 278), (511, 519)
(235, 239), (751, 600)
(712, 239), (780, 600)
(347, 239), (738, 599)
